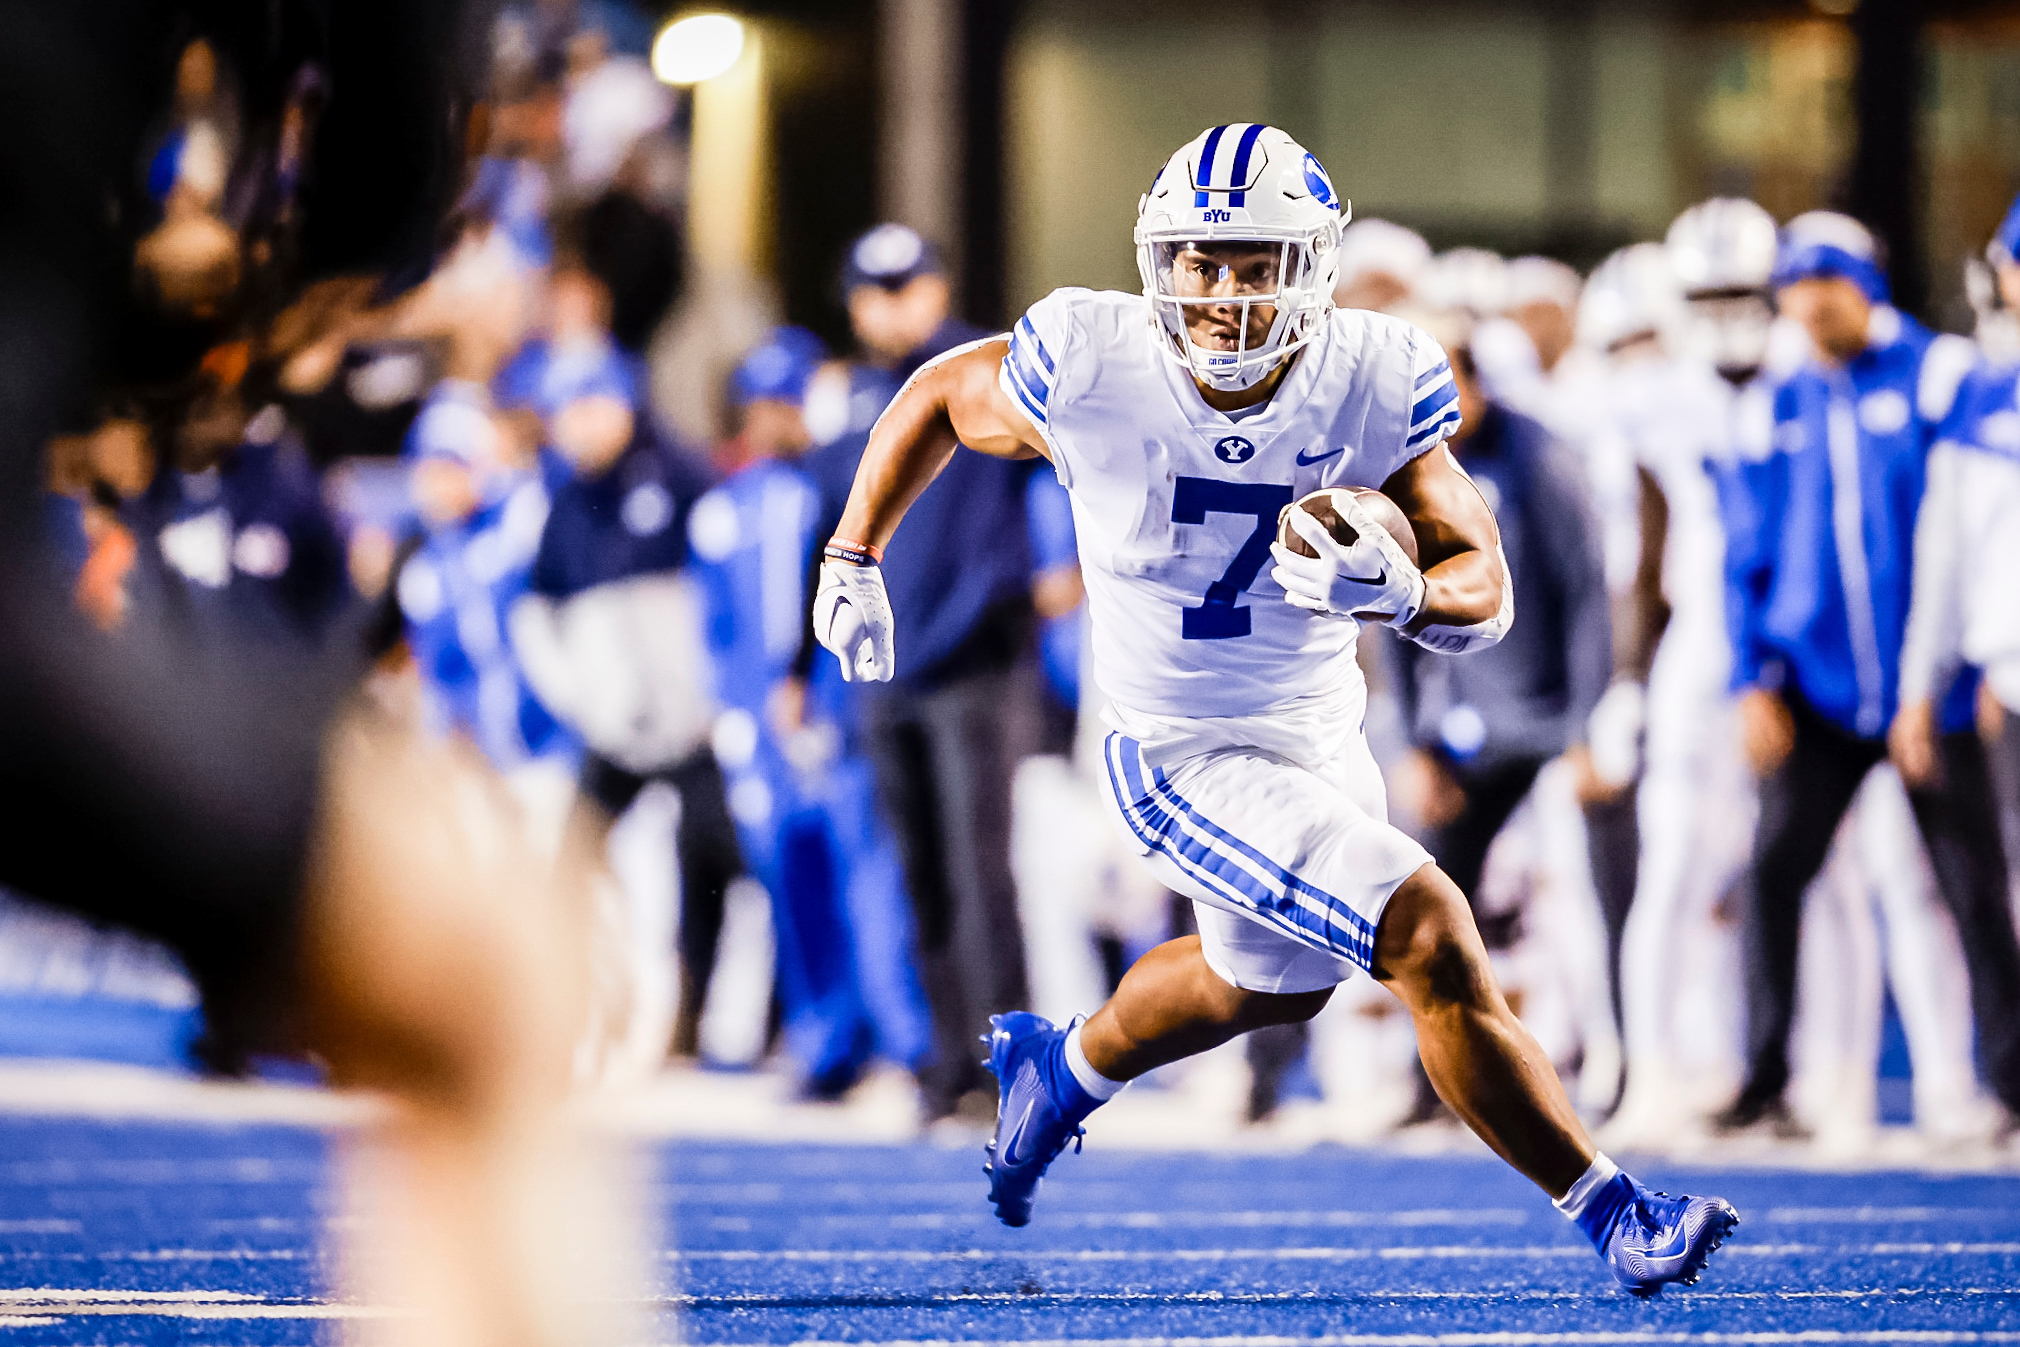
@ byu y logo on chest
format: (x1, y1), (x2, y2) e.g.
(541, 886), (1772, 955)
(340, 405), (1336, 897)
(1213, 436), (1256, 464)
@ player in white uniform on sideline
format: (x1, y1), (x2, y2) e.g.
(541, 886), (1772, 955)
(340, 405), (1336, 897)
(810, 125), (1736, 1294)
(1592, 220), (1762, 1140)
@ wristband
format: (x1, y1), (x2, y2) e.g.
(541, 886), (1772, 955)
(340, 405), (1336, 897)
(825, 537), (884, 567)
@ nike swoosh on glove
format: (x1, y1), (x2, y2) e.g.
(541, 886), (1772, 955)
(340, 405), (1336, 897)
(1269, 497), (1426, 626)
(812, 558), (897, 682)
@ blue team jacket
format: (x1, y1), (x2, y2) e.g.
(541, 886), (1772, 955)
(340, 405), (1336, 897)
(688, 457), (825, 716)
(399, 478), (577, 768)
(530, 434), (712, 601)
(1724, 308), (1978, 738)
(126, 437), (352, 644)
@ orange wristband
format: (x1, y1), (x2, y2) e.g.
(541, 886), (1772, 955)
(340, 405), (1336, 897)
(825, 537), (884, 566)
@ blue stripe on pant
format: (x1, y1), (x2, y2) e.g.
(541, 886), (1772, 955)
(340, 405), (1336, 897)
(1102, 733), (1377, 971)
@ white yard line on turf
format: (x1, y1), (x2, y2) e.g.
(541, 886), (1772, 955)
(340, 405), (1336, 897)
(778, 1210), (1533, 1231)
(786, 1333), (2020, 1347)
(1765, 1209), (2020, 1224)
(668, 1242), (2020, 1262)
(680, 1289), (2004, 1306)
(0, 1249), (309, 1261)
(0, 1289), (391, 1322)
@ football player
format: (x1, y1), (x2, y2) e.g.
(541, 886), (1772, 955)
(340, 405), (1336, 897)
(1895, 195), (2020, 1120)
(1604, 201), (1776, 1141)
(813, 124), (1736, 1294)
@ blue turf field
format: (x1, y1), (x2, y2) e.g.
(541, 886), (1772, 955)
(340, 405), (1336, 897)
(3, 1117), (2019, 1344)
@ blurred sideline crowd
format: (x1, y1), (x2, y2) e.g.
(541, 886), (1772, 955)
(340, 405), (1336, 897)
(24, 6), (2020, 1157)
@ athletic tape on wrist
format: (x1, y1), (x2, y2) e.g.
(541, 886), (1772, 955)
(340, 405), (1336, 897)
(824, 537), (883, 567)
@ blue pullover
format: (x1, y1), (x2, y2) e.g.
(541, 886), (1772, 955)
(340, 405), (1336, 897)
(1724, 307), (1979, 737)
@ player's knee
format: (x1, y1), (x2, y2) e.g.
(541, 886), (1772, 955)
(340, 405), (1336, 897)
(1230, 985), (1334, 1030)
(1373, 866), (1497, 1014)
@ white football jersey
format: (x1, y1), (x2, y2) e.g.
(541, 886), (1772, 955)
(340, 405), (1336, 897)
(1001, 287), (1460, 721)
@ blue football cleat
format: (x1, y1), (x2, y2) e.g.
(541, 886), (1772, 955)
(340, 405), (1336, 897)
(981, 1012), (1093, 1227)
(1592, 1175), (1740, 1296)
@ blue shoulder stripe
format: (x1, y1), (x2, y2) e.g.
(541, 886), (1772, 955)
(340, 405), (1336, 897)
(1001, 353), (1050, 422)
(1410, 378), (1459, 430)
(1002, 356), (1046, 425)
(1006, 328), (1053, 413)
(1414, 356), (1453, 390)
(1406, 403), (1463, 450)
(1015, 315), (1055, 375)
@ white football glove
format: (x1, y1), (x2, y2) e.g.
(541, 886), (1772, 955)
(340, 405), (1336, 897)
(1269, 497), (1426, 627)
(812, 558), (896, 682)
(1586, 679), (1647, 788)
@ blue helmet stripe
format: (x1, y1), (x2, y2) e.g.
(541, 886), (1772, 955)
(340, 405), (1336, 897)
(1193, 124), (1230, 207)
(1226, 123), (1266, 207)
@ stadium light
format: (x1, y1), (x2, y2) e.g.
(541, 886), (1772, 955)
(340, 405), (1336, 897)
(652, 13), (746, 86)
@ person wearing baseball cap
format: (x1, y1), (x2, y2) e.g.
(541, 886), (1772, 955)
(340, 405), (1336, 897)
(1717, 209), (2020, 1134)
(797, 225), (1043, 1122)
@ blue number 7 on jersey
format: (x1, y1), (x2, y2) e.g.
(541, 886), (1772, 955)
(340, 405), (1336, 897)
(1172, 476), (1295, 639)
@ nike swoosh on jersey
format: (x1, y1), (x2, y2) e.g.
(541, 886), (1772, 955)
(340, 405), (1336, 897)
(1294, 446), (1345, 466)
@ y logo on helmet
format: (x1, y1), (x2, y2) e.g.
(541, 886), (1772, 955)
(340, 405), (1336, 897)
(1213, 436), (1256, 464)
(1201, 208), (1233, 224)
(1302, 154), (1338, 210)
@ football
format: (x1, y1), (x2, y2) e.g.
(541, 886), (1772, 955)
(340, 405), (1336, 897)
(1276, 487), (1420, 566)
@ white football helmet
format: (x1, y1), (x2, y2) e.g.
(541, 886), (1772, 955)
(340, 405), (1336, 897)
(1136, 124), (1348, 392)
(1502, 255), (1582, 313)
(1335, 218), (1431, 309)
(1578, 243), (1685, 357)
(1666, 198), (1778, 296)
(1420, 248), (1509, 320)
(1666, 197), (1778, 381)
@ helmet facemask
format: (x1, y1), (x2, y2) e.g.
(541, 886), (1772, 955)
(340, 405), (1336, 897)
(1139, 230), (1336, 392)
(1682, 286), (1773, 385)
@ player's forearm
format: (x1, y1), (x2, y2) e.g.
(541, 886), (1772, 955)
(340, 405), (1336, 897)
(1898, 447), (1966, 704)
(835, 374), (962, 553)
(1410, 546), (1504, 630)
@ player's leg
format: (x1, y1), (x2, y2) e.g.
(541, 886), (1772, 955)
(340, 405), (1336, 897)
(1370, 862), (1588, 1191)
(984, 734), (1397, 1225)
(1077, 933), (1335, 1078)
(1372, 858), (1739, 1291)
(1904, 730), (2020, 1116)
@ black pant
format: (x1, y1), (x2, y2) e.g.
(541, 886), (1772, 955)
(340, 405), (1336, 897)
(1584, 785), (1640, 1038)
(579, 748), (744, 1058)
(861, 668), (1036, 1116)
(1991, 707), (2020, 878)
(1740, 692), (2020, 1109)
(1431, 756), (1550, 946)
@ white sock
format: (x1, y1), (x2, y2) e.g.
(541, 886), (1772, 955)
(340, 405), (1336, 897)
(1063, 1021), (1126, 1101)
(1552, 1152), (1620, 1221)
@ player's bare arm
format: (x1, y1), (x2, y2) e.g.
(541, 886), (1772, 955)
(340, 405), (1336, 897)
(1380, 442), (1505, 634)
(814, 340), (1043, 682)
(833, 339), (1045, 556)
